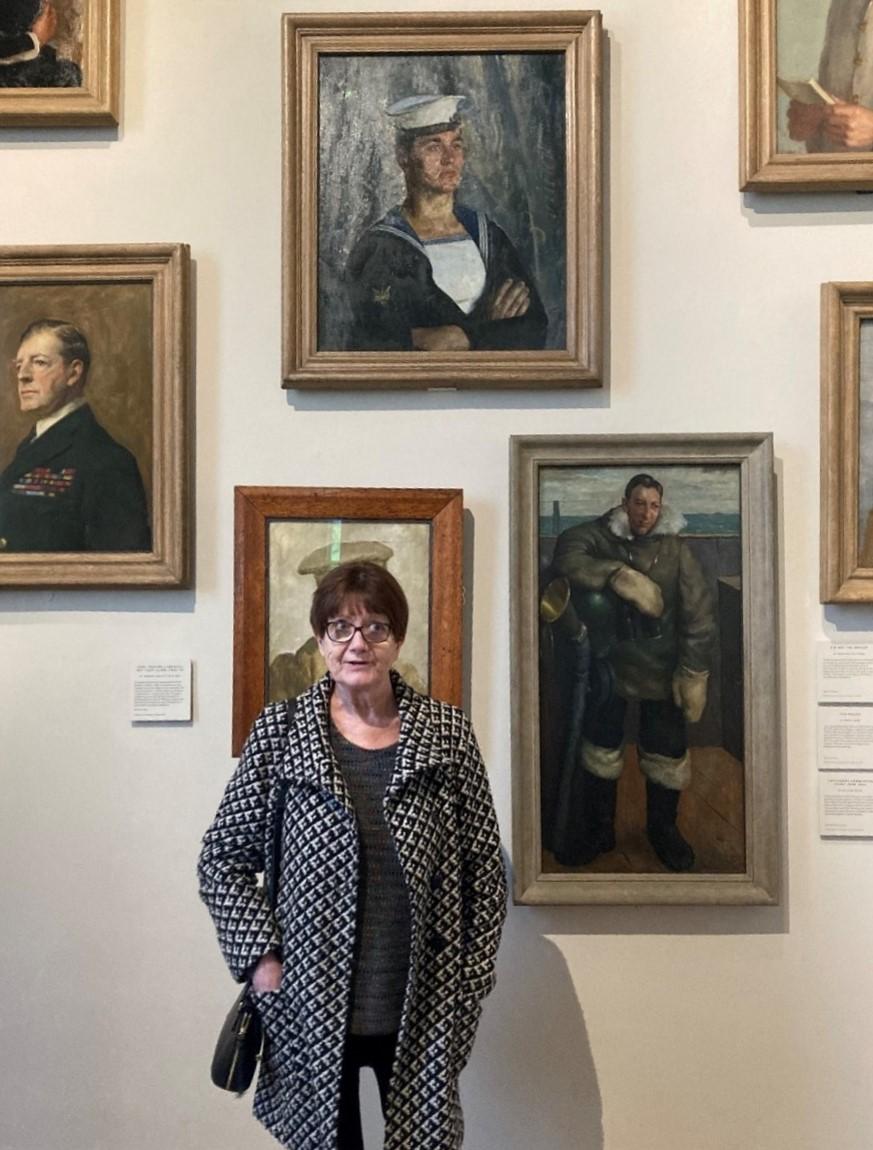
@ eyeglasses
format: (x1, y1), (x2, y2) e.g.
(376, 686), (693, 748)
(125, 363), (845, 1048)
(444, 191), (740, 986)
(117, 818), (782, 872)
(325, 619), (392, 644)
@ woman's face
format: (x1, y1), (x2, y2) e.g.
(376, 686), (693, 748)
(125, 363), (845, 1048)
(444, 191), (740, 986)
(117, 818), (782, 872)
(316, 597), (402, 694)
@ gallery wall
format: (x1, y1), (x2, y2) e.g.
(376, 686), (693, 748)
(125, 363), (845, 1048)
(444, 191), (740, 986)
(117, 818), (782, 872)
(2, 2), (872, 1149)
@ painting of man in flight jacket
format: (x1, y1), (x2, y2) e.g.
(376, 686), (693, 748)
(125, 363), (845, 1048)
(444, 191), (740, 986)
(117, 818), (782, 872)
(538, 466), (746, 877)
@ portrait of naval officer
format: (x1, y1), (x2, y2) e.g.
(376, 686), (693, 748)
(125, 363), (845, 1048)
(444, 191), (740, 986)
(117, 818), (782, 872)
(345, 93), (548, 352)
(0, 319), (151, 553)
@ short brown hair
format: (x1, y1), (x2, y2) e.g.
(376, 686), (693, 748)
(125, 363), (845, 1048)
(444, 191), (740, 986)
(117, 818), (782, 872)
(310, 561), (409, 641)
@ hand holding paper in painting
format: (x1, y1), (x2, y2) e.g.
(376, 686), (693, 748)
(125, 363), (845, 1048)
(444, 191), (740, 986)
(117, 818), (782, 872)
(820, 102), (873, 150)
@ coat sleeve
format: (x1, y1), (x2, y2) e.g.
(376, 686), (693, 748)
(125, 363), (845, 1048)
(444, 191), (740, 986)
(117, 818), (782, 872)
(465, 221), (548, 351)
(551, 523), (625, 591)
(197, 705), (288, 981)
(454, 715), (508, 1002)
(676, 541), (716, 674)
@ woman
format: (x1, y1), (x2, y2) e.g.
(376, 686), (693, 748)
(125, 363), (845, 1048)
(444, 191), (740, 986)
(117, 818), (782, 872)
(198, 562), (507, 1150)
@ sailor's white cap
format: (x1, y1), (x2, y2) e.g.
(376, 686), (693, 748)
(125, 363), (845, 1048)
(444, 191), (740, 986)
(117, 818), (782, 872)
(386, 94), (467, 134)
(297, 540), (393, 582)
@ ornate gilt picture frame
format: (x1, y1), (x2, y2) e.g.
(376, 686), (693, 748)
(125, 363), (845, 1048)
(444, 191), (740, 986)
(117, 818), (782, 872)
(282, 11), (603, 389)
(511, 434), (781, 905)
(232, 486), (463, 755)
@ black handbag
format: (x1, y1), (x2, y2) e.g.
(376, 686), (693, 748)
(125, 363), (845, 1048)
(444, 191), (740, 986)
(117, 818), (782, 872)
(210, 701), (295, 1094)
(211, 986), (263, 1093)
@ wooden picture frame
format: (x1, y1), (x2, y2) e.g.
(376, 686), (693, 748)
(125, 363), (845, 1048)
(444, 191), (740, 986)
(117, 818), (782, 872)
(0, 244), (191, 588)
(282, 10), (602, 389)
(510, 434), (780, 905)
(741, 0), (873, 191)
(0, 0), (119, 128)
(232, 486), (463, 755)
(820, 282), (873, 601)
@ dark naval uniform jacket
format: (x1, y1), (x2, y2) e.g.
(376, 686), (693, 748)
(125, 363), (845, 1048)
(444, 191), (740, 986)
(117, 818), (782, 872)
(346, 203), (548, 351)
(0, 404), (151, 553)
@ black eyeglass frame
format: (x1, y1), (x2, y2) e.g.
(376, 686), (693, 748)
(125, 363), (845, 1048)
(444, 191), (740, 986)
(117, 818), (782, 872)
(324, 620), (393, 645)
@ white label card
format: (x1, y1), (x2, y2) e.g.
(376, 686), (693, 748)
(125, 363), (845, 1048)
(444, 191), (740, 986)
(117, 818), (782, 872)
(820, 773), (873, 837)
(817, 706), (873, 770)
(131, 661), (192, 722)
(817, 641), (873, 703)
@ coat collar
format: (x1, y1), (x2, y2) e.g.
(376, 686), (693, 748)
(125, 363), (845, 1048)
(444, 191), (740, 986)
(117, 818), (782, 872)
(282, 671), (445, 806)
(374, 203), (484, 258)
(5, 403), (94, 478)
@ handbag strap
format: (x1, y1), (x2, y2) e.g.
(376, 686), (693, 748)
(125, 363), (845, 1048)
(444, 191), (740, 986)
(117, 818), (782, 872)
(266, 697), (296, 910)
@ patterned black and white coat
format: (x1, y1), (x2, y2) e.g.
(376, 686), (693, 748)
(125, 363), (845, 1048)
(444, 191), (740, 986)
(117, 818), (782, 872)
(198, 672), (507, 1150)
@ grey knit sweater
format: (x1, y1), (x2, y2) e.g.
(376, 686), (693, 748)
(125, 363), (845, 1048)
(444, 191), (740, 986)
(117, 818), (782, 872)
(331, 725), (412, 1035)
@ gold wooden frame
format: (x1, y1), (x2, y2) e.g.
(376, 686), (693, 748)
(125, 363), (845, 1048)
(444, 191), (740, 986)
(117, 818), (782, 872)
(0, 244), (191, 588)
(282, 10), (602, 389)
(232, 486), (463, 755)
(0, 0), (119, 127)
(820, 283), (873, 600)
(740, 0), (873, 191)
(511, 434), (781, 905)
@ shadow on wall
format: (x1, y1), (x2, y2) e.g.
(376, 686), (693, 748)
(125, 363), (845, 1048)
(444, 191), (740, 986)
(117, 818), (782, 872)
(463, 905), (603, 1149)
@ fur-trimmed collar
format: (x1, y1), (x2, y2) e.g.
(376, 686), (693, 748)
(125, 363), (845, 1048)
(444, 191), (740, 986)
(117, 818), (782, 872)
(604, 503), (686, 540)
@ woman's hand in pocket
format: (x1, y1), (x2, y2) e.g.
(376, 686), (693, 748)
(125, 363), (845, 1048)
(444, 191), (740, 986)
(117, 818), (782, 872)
(251, 952), (282, 992)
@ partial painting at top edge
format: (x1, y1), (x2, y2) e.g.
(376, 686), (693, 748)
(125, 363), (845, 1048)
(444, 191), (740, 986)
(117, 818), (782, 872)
(776, 0), (873, 155)
(0, 0), (84, 89)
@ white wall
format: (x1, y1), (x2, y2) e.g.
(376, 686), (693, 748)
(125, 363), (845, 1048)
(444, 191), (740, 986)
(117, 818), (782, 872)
(1, 2), (871, 1148)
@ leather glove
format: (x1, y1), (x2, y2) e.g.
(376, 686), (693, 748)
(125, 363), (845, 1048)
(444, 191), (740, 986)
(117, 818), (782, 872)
(609, 565), (664, 618)
(672, 668), (709, 723)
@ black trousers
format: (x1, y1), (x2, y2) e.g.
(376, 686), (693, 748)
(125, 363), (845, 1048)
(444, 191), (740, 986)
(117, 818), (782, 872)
(583, 694), (688, 760)
(337, 1032), (398, 1150)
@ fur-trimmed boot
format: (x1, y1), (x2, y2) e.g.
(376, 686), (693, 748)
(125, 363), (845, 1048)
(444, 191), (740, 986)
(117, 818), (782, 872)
(554, 768), (618, 867)
(645, 779), (695, 872)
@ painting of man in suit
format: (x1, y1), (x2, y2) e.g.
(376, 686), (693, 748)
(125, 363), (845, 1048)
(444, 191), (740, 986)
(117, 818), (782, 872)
(0, 318), (151, 553)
